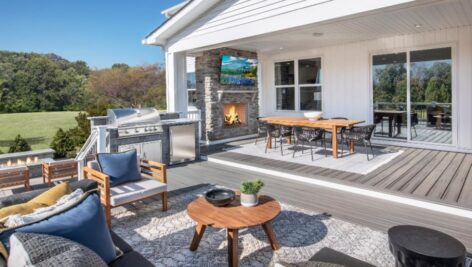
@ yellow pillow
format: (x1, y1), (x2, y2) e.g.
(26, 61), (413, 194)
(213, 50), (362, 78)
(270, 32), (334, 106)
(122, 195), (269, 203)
(0, 183), (71, 223)
(30, 182), (71, 206)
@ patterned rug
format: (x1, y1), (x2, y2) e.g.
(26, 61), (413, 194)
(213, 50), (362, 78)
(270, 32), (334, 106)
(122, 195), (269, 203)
(111, 185), (471, 267)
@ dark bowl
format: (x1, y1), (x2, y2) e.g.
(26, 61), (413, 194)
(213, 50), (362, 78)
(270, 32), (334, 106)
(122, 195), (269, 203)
(205, 188), (235, 207)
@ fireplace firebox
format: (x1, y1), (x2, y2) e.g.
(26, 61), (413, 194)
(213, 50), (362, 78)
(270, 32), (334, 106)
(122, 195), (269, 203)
(223, 103), (247, 127)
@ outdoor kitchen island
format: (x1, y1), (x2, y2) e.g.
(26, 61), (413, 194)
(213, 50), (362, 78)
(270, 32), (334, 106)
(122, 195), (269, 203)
(88, 108), (200, 166)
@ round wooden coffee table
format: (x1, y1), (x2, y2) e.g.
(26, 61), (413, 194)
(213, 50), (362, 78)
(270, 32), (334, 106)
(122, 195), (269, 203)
(187, 192), (281, 267)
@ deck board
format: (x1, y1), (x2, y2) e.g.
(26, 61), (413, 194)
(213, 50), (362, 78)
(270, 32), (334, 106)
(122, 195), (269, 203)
(206, 140), (472, 212)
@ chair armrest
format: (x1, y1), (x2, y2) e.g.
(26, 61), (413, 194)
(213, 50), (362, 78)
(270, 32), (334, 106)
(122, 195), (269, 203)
(140, 159), (167, 184)
(83, 167), (110, 207)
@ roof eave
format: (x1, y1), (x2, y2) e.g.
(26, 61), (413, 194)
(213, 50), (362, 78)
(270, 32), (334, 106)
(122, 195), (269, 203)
(142, 0), (220, 48)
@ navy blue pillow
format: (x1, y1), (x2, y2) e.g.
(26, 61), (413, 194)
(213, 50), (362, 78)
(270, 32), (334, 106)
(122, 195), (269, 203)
(0, 191), (117, 264)
(97, 149), (141, 187)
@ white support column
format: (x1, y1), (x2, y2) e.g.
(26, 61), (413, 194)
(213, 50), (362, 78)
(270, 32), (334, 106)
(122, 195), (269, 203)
(165, 51), (188, 117)
(97, 126), (108, 153)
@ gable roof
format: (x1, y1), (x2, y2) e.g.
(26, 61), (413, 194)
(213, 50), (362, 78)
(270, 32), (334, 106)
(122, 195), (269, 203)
(142, 0), (220, 47)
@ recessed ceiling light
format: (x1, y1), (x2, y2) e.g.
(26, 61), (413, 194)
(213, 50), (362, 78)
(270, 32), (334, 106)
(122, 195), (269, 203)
(312, 32), (324, 37)
(414, 24), (422, 28)
(279, 47), (284, 50)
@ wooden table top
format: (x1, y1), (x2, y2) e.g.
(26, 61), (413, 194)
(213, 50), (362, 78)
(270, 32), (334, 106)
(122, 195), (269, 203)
(259, 116), (364, 129)
(187, 193), (281, 229)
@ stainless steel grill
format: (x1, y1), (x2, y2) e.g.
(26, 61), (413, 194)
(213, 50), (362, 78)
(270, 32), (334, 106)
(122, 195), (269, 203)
(107, 108), (163, 137)
(107, 108), (161, 127)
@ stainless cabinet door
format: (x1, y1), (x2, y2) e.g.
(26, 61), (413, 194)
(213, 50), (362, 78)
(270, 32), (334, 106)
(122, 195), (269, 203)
(170, 124), (196, 164)
(141, 141), (162, 163)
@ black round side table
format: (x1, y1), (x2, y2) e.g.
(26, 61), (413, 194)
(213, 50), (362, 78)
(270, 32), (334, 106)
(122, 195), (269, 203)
(388, 225), (466, 267)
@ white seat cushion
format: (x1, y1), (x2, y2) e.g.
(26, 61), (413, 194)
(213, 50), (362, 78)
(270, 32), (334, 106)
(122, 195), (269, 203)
(110, 175), (167, 206)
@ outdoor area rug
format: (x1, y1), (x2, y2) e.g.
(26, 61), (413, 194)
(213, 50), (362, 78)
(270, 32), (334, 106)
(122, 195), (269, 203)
(223, 142), (403, 175)
(108, 185), (470, 267)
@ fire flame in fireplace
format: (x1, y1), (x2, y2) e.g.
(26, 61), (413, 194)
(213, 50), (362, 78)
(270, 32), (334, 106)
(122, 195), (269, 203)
(224, 105), (242, 126)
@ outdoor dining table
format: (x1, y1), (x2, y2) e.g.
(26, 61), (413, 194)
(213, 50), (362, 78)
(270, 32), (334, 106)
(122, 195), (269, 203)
(259, 116), (365, 159)
(374, 110), (406, 137)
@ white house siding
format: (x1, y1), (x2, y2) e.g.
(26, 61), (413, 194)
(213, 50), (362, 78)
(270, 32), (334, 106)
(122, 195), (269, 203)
(166, 0), (414, 53)
(259, 26), (472, 150)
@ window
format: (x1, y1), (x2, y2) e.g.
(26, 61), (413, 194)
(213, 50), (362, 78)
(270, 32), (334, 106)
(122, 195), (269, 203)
(275, 61), (295, 110)
(274, 58), (322, 111)
(372, 47), (452, 144)
(187, 72), (196, 107)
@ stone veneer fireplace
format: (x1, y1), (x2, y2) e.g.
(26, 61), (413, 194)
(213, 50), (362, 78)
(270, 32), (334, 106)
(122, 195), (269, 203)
(195, 48), (258, 141)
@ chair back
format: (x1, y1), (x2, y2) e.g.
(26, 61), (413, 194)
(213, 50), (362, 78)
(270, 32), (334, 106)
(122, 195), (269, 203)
(256, 117), (267, 133)
(361, 124), (376, 141)
(266, 124), (280, 137)
(294, 127), (324, 142)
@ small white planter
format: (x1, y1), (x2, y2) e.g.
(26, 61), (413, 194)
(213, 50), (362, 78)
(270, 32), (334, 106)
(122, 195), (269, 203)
(240, 193), (258, 207)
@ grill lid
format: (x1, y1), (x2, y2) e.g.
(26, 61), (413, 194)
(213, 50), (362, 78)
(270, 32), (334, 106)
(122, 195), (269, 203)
(107, 108), (160, 127)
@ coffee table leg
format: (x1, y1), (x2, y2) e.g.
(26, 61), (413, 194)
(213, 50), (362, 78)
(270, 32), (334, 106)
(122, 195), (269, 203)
(262, 222), (280, 250)
(190, 223), (206, 251)
(227, 228), (239, 267)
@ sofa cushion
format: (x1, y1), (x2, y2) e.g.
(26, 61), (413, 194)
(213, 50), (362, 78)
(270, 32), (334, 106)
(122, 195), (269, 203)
(0, 183), (71, 224)
(97, 150), (141, 187)
(8, 232), (107, 267)
(109, 251), (154, 267)
(0, 191), (118, 264)
(110, 231), (132, 254)
(110, 175), (167, 206)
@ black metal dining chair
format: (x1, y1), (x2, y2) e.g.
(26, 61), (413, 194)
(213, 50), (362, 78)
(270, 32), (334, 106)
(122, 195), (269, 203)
(255, 117), (267, 145)
(265, 124), (292, 156)
(292, 127), (327, 160)
(341, 124), (376, 161)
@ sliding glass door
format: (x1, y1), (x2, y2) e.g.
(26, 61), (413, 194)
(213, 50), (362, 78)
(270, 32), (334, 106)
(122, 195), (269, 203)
(372, 47), (452, 145)
(373, 53), (407, 140)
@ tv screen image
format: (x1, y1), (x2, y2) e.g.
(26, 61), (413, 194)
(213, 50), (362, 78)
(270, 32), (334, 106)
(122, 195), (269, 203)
(220, 55), (258, 86)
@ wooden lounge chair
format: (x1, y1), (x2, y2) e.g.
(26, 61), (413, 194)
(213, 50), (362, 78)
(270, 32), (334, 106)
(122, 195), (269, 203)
(83, 158), (167, 226)
(0, 166), (31, 191)
(42, 159), (78, 187)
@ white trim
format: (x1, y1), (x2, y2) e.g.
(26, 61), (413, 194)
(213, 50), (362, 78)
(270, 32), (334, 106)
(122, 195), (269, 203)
(205, 156), (472, 219)
(143, 0), (220, 46)
(372, 138), (472, 153)
(202, 134), (259, 146)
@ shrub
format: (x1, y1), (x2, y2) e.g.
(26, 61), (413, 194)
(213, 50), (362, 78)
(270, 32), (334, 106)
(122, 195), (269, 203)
(50, 128), (76, 158)
(240, 179), (264, 194)
(8, 134), (32, 153)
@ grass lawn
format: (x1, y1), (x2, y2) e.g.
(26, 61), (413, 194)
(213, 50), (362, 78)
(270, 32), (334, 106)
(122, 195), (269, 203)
(0, 111), (80, 152)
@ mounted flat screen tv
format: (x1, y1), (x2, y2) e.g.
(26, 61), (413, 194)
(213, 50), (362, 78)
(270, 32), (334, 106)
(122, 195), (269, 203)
(220, 55), (257, 86)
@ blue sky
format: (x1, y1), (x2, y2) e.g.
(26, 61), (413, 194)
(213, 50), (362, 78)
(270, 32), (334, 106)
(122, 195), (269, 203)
(0, 0), (183, 69)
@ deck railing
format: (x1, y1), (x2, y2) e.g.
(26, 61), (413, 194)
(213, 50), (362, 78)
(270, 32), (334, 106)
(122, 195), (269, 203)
(187, 109), (202, 141)
(75, 126), (109, 179)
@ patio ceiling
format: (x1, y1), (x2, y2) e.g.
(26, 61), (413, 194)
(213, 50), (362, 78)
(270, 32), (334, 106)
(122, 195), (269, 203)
(193, 0), (472, 54)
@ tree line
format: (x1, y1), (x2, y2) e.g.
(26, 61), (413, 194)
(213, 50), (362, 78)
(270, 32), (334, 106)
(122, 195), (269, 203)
(0, 50), (167, 157)
(0, 50), (166, 114)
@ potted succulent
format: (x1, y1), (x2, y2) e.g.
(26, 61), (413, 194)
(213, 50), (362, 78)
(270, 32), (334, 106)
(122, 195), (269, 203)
(240, 179), (264, 207)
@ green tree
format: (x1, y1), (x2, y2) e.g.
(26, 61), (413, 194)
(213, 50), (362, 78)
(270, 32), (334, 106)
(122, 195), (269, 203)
(50, 128), (76, 158)
(8, 134), (32, 153)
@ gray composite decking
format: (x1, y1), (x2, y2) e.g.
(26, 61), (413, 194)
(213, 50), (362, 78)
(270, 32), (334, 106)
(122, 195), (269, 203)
(166, 160), (472, 252)
(204, 141), (472, 211)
